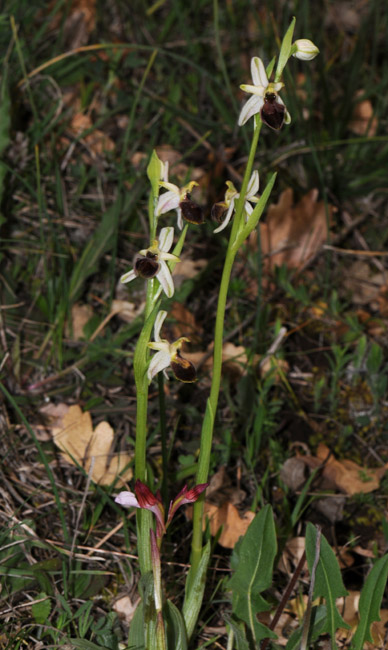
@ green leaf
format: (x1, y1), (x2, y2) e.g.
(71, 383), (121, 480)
(305, 523), (349, 644)
(67, 640), (111, 650)
(224, 615), (250, 650)
(351, 554), (388, 650)
(235, 172), (277, 248)
(275, 17), (296, 82)
(285, 605), (328, 649)
(165, 599), (188, 650)
(227, 505), (277, 643)
(183, 541), (210, 639)
(127, 600), (145, 649)
(31, 593), (51, 624)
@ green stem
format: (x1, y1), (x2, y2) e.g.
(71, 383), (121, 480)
(190, 120), (261, 576)
(158, 373), (168, 507)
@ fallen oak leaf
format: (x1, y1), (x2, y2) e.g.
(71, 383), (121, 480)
(52, 404), (132, 486)
(255, 188), (333, 270)
(301, 443), (388, 496)
(202, 501), (255, 548)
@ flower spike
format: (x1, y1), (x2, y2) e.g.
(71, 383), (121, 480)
(120, 227), (179, 298)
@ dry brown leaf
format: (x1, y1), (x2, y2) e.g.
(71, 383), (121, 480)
(349, 92), (378, 136)
(36, 402), (71, 441)
(203, 501), (256, 548)
(111, 299), (144, 324)
(169, 302), (202, 341)
(173, 257), (207, 289)
(343, 260), (385, 307)
(155, 145), (204, 183)
(302, 443), (388, 495)
(52, 405), (132, 486)
(49, 0), (96, 49)
(258, 188), (332, 269)
(66, 303), (94, 340)
(113, 596), (140, 625)
(185, 341), (255, 379)
(70, 112), (115, 157)
(278, 536), (306, 574)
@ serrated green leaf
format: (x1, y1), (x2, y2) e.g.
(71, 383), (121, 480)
(305, 523), (349, 644)
(31, 593), (51, 624)
(228, 505), (277, 643)
(351, 554), (388, 650)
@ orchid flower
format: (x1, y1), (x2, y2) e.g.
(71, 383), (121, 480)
(115, 479), (165, 538)
(156, 179), (204, 230)
(147, 310), (196, 382)
(115, 479), (208, 539)
(238, 57), (291, 129)
(120, 227), (179, 298)
(212, 170), (260, 233)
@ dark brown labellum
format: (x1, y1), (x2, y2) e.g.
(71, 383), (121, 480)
(171, 351), (197, 383)
(260, 92), (285, 130)
(211, 202), (227, 224)
(134, 251), (160, 279)
(179, 194), (204, 225)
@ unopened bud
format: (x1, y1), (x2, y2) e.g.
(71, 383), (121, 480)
(292, 39), (319, 61)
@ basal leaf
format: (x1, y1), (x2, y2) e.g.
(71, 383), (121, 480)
(183, 541), (210, 639)
(228, 505), (277, 643)
(351, 553), (388, 649)
(305, 523), (349, 643)
(165, 599), (188, 650)
(31, 593), (51, 624)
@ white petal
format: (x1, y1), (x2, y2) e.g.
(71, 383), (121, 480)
(251, 57), (268, 87)
(161, 160), (169, 182)
(159, 181), (179, 192)
(157, 191), (180, 216)
(120, 269), (137, 283)
(154, 310), (167, 342)
(213, 199), (236, 233)
(157, 260), (175, 297)
(158, 226), (174, 252)
(244, 201), (254, 216)
(240, 83), (265, 96)
(246, 170), (260, 197)
(238, 95), (264, 126)
(115, 491), (139, 508)
(148, 341), (170, 351)
(147, 349), (171, 380)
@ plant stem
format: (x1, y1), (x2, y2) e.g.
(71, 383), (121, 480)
(190, 120), (261, 575)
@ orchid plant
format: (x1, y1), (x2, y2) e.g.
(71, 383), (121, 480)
(115, 18), (318, 649)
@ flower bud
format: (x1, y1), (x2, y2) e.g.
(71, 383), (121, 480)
(292, 39), (319, 61)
